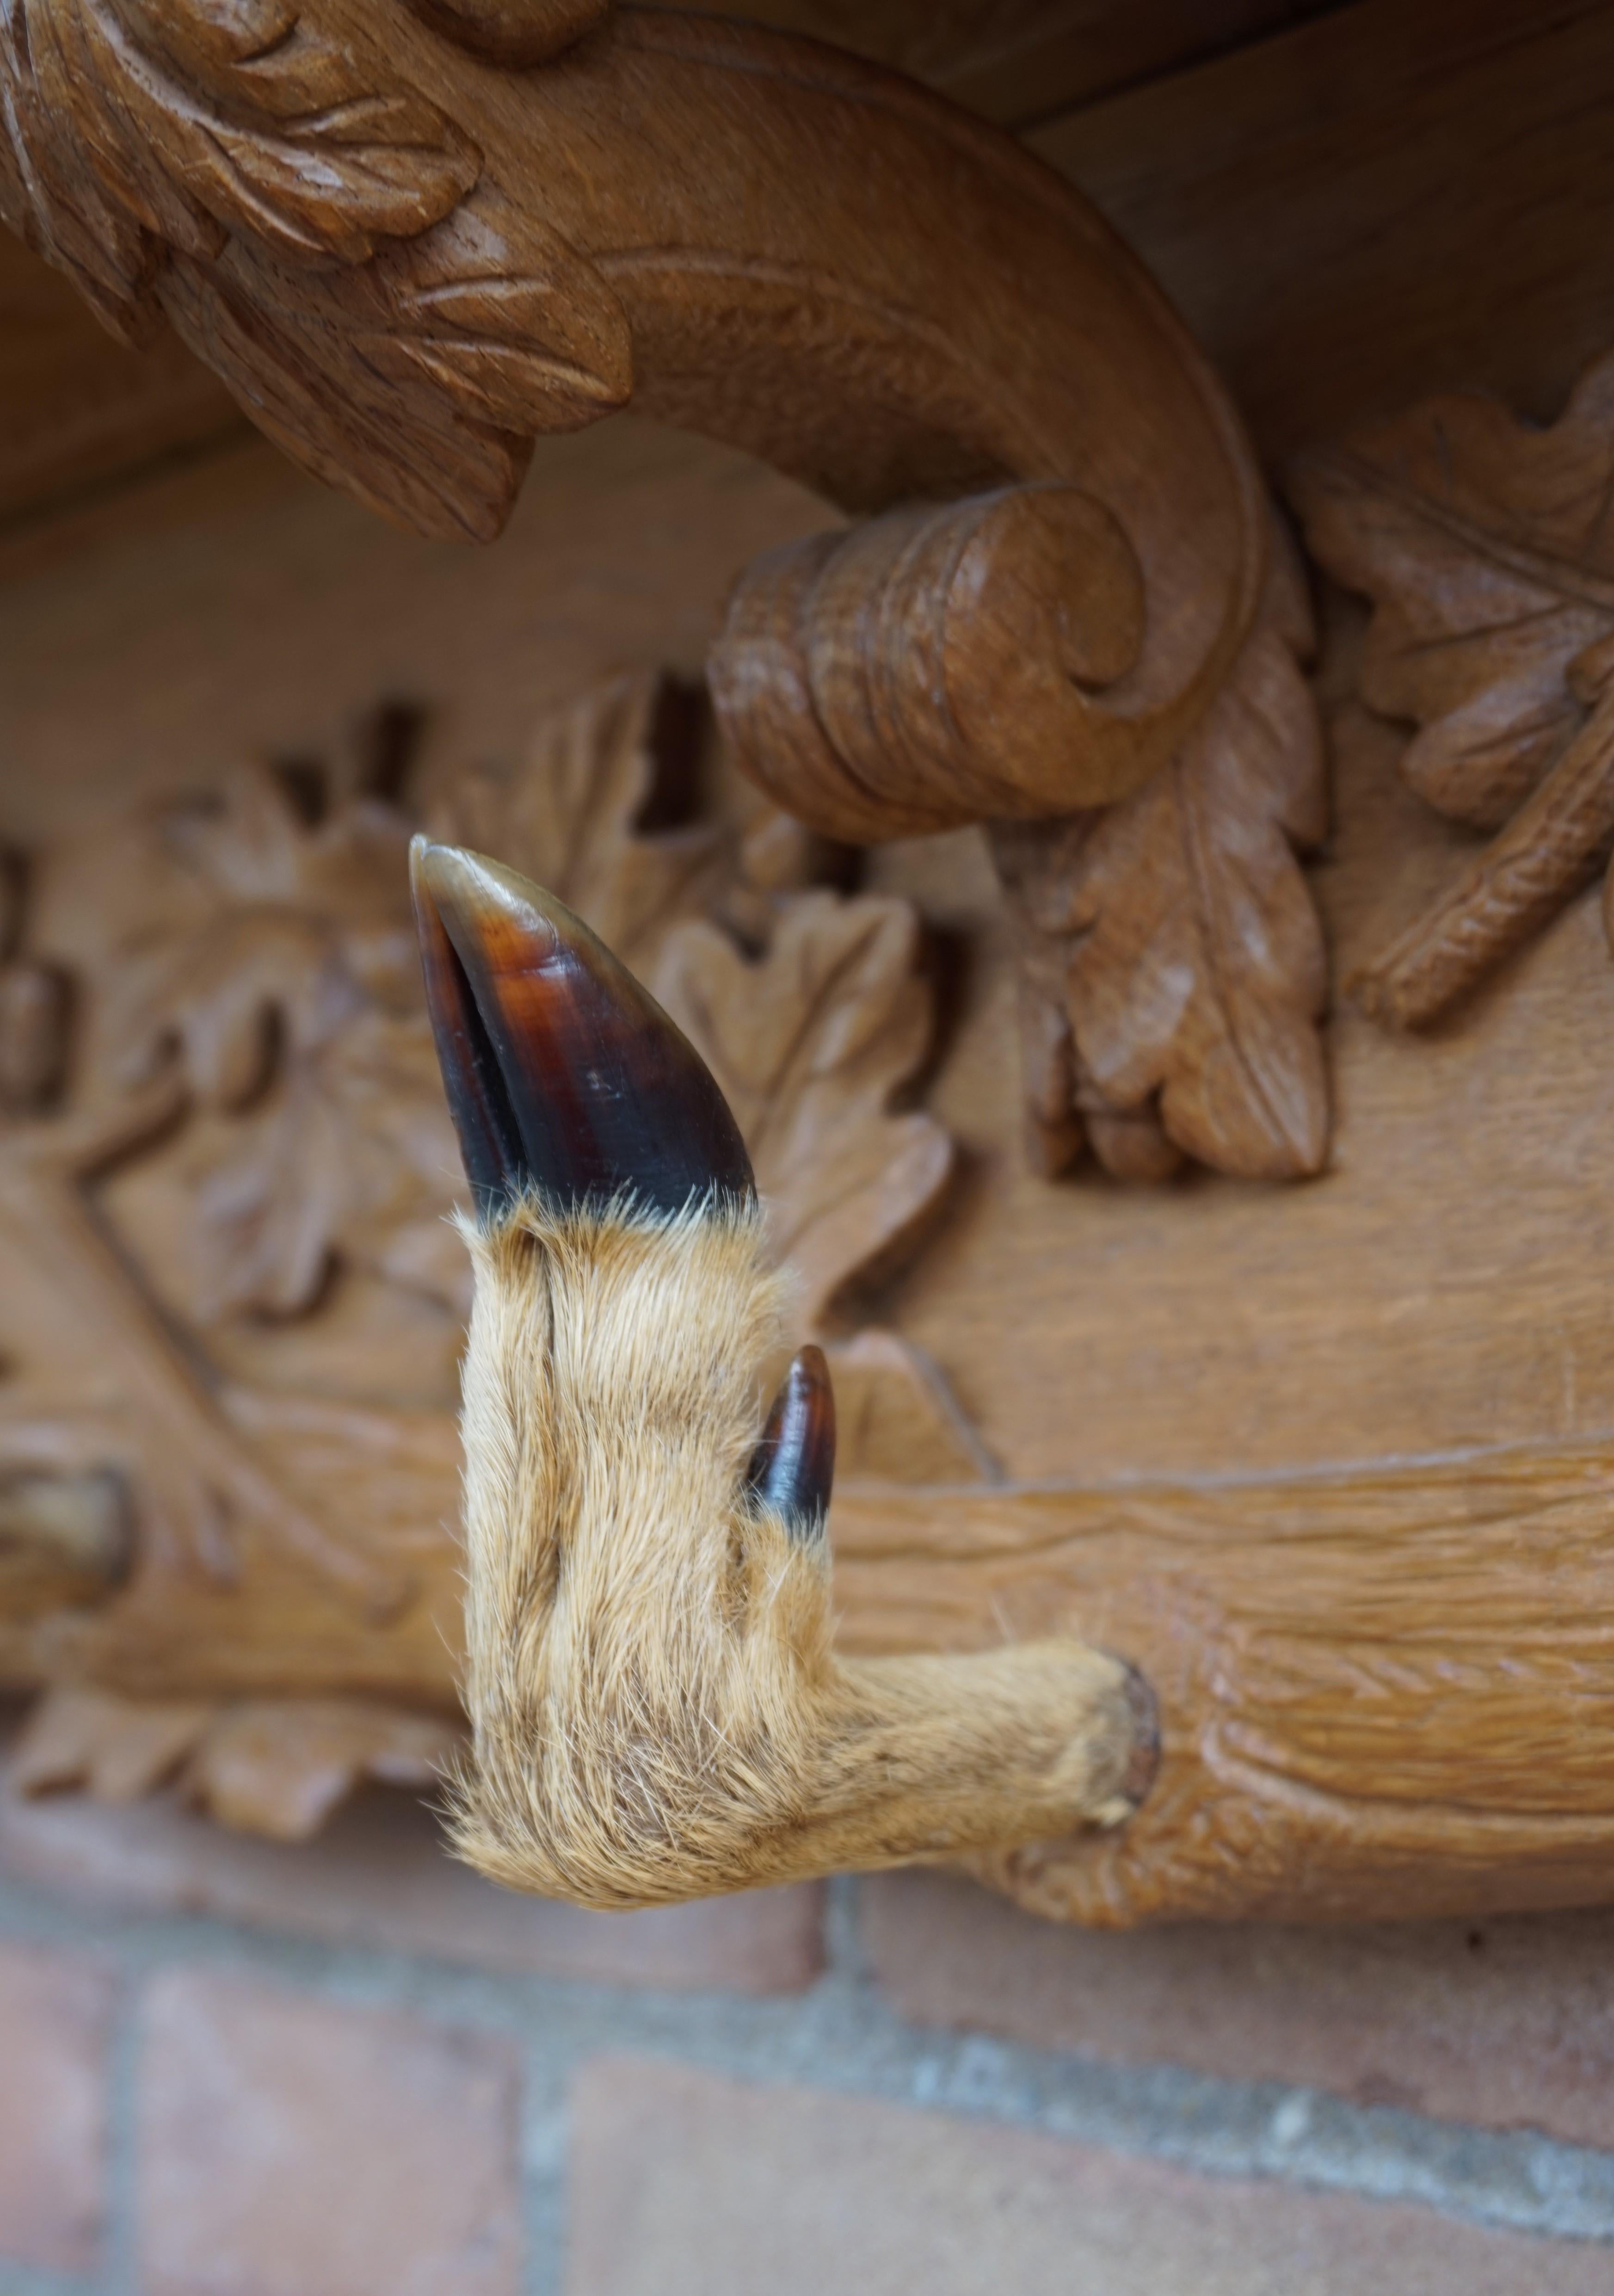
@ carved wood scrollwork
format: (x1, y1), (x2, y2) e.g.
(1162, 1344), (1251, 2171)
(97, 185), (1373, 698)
(0, 0), (1331, 1184)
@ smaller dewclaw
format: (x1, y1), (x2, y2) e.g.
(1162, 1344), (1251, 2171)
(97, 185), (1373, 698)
(411, 837), (1155, 1907)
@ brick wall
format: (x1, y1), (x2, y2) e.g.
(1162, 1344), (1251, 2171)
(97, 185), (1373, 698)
(3, 1735), (1614, 2295)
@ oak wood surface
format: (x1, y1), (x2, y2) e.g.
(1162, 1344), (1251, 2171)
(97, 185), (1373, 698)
(1291, 348), (1614, 1030)
(832, 1444), (1614, 1926)
(653, 0), (1342, 126)
(885, 684), (1614, 1484)
(1037, 0), (1614, 460)
(0, 0), (1276, 832)
(0, 0), (1346, 1187)
(11, 432), (1611, 1491)
(0, 233), (240, 527)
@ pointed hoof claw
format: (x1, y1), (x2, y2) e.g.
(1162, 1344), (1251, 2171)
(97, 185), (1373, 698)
(411, 837), (754, 1222)
(746, 1344), (836, 1539)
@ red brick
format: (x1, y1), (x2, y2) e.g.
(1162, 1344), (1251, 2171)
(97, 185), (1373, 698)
(567, 2057), (1613, 2295)
(0, 1765), (822, 1993)
(862, 1869), (1614, 2149)
(137, 1968), (521, 2296)
(0, 1938), (115, 2272)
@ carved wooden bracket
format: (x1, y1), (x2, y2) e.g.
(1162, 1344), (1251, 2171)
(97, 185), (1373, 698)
(0, 0), (1329, 1182)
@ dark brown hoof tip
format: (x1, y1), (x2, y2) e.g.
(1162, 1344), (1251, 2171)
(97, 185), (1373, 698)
(746, 1344), (837, 1541)
(409, 836), (754, 1222)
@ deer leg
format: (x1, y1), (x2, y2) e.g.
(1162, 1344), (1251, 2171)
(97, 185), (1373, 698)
(412, 837), (1156, 1905)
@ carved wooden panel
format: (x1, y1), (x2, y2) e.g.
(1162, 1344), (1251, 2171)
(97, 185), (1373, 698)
(0, 666), (983, 1839)
(7, 0), (1614, 1921)
(9, 0), (1614, 529)
(4, 451), (1614, 1917)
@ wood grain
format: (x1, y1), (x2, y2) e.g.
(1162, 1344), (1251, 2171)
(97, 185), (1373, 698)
(0, 0), (1269, 773)
(881, 692), (1614, 1488)
(0, 234), (238, 527)
(0, 0), (1339, 527)
(1035, 0), (1614, 460)
(13, 0), (1614, 525)
(650, 0), (1342, 127)
(832, 1440), (1614, 1926)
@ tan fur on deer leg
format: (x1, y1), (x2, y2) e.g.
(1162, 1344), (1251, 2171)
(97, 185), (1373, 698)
(449, 1194), (1146, 1907)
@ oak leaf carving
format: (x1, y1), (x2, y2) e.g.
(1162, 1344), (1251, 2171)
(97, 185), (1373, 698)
(353, 192), (633, 439)
(100, 0), (481, 265)
(1291, 351), (1614, 1027)
(180, 1008), (458, 1322)
(12, 1681), (460, 1839)
(428, 671), (724, 972)
(0, 0), (155, 337)
(105, 763), (461, 1323)
(654, 891), (954, 1331)
(1, 676), (980, 1825)
(994, 543), (1329, 1182)
(2, 0), (475, 305)
(185, 1696), (460, 1839)
(1293, 357), (1614, 832)
(0, 0), (632, 539)
(11, 1685), (215, 1803)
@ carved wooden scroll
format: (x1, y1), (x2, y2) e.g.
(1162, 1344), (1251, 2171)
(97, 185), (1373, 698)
(0, 0), (1328, 1181)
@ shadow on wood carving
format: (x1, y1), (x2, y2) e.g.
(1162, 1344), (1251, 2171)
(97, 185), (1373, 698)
(0, 0), (1331, 1181)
